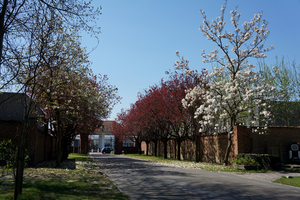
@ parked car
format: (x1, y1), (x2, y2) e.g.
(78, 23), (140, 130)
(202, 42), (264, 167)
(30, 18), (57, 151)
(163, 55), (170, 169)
(101, 147), (113, 154)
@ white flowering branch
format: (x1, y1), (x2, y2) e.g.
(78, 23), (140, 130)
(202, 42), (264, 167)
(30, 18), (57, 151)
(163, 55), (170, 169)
(175, 0), (277, 165)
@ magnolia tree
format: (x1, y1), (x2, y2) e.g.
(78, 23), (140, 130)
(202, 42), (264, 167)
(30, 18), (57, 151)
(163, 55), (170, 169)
(175, 1), (276, 165)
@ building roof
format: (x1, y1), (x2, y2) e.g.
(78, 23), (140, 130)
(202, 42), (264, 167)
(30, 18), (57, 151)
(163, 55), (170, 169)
(0, 92), (44, 121)
(94, 120), (114, 135)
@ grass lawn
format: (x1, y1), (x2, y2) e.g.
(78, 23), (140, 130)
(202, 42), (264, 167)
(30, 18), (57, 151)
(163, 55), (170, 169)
(0, 153), (129, 200)
(273, 176), (300, 188)
(68, 153), (94, 162)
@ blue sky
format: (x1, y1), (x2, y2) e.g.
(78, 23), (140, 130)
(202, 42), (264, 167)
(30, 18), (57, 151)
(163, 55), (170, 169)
(81, 0), (300, 121)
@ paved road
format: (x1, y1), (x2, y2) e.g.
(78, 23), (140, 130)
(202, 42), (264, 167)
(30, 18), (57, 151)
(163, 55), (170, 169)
(90, 154), (300, 200)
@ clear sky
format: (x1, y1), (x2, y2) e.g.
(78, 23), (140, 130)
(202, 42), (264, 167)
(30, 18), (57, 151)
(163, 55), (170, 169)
(81, 0), (300, 121)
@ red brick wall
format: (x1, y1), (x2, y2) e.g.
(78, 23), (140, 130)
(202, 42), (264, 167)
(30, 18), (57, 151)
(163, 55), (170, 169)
(141, 141), (147, 154)
(141, 126), (300, 164)
(0, 121), (23, 145)
(236, 126), (300, 163)
(0, 119), (56, 165)
(45, 135), (56, 160)
(34, 128), (45, 163)
(236, 126), (252, 154)
(199, 132), (237, 163)
(143, 140), (195, 160)
(33, 128), (55, 164)
(80, 133), (89, 154)
(181, 140), (195, 160)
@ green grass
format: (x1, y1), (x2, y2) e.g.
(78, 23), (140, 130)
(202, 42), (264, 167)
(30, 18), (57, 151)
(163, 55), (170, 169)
(123, 154), (268, 173)
(0, 154), (129, 200)
(279, 167), (300, 173)
(273, 176), (300, 188)
(68, 153), (93, 162)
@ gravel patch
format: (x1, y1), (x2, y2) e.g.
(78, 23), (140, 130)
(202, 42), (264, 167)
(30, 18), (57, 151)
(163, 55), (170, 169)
(220, 171), (300, 182)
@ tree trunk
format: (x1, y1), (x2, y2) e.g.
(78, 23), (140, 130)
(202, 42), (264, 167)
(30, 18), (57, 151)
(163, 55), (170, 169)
(0, 0), (8, 65)
(223, 132), (232, 165)
(62, 138), (69, 161)
(174, 140), (176, 159)
(137, 141), (141, 155)
(55, 110), (62, 168)
(14, 109), (30, 199)
(154, 140), (157, 157)
(14, 145), (25, 200)
(193, 136), (200, 162)
(56, 134), (62, 168)
(163, 141), (167, 159)
(177, 139), (181, 160)
(146, 141), (149, 156)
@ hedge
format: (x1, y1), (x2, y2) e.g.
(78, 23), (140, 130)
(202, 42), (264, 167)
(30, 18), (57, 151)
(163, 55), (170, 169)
(236, 153), (281, 170)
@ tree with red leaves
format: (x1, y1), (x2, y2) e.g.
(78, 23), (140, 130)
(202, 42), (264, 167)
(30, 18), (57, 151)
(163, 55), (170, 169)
(153, 70), (203, 160)
(115, 69), (205, 160)
(113, 101), (145, 155)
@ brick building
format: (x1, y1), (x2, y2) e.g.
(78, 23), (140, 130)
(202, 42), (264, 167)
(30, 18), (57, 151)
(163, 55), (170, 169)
(78, 121), (115, 154)
(0, 92), (56, 165)
(142, 125), (300, 164)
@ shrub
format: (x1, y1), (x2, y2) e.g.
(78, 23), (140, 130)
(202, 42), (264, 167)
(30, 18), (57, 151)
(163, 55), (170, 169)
(232, 157), (259, 166)
(0, 140), (30, 177)
(0, 140), (17, 167)
(235, 154), (280, 170)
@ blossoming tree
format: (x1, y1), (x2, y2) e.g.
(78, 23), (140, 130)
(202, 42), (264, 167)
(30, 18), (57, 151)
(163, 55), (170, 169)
(21, 13), (120, 167)
(175, 1), (276, 165)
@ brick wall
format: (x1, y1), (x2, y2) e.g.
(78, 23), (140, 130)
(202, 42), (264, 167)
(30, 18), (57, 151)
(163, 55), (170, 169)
(0, 119), (56, 165)
(142, 126), (300, 164)
(33, 128), (55, 164)
(142, 132), (236, 163)
(0, 121), (23, 145)
(237, 126), (300, 163)
(199, 132), (237, 163)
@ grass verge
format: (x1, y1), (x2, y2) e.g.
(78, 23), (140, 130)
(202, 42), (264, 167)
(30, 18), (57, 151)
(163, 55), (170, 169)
(273, 176), (300, 188)
(122, 154), (268, 173)
(0, 153), (129, 200)
(122, 154), (300, 173)
(68, 153), (94, 162)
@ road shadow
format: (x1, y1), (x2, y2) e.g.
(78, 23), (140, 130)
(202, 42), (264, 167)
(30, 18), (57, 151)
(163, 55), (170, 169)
(90, 154), (300, 200)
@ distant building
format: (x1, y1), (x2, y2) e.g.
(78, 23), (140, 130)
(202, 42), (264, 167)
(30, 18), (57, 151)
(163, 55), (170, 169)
(78, 121), (115, 153)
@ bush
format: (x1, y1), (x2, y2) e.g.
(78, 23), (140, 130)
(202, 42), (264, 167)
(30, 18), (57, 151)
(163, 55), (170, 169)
(0, 140), (30, 175)
(232, 157), (259, 166)
(0, 140), (17, 167)
(235, 154), (280, 170)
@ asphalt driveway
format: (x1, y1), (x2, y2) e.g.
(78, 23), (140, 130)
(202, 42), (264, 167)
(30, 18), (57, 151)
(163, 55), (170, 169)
(90, 154), (300, 200)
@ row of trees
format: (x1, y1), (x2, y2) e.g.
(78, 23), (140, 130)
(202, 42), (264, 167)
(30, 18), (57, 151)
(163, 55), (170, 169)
(258, 57), (300, 127)
(114, 1), (300, 166)
(114, 70), (205, 161)
(0, 1), (120, 199)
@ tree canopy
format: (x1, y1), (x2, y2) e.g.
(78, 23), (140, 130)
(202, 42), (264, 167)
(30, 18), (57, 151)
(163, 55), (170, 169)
(175, 0), (276, 165)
